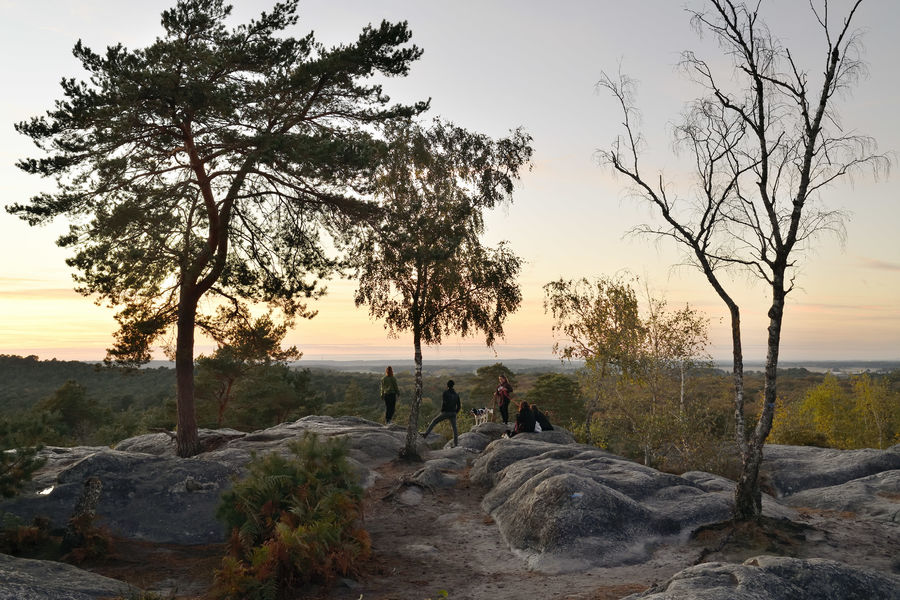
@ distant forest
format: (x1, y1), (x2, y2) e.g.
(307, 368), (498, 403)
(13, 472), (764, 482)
(1, 354), (898, 476)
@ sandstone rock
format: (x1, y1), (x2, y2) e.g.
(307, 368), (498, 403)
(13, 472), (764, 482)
(0, 553), (138, 600)
(473, 440), (738, 571)
(783, 468), (900, 522)
(411, 464), (459, 489)
(0, 448), (234, 544)
(681, 471), (798, 521)
(471, 438), (609, 487)
(761, 443), (900, 497)
(624, 555), (900, 599)
(0, 416), (413, 545)
(454, 430), (492, 452)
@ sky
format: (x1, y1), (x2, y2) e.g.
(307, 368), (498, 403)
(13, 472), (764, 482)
(0, 0), (897, 364)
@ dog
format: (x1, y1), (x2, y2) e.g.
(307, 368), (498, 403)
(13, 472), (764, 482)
(470, 407), (493, 427)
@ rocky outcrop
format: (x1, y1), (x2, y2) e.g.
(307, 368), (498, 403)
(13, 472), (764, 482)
(472, 438), (742, 572)
(783, 469), (900, 522)
(0, 553), (138, 600)
(4, 416), (900, 598)
(454, 422), (574, 452)
(0, 415), (422, 545)
(760, 443), (900, 497)
(760, 443), (900, 522)
(624, 555), (900, 600)
(1, 447), (234, 544)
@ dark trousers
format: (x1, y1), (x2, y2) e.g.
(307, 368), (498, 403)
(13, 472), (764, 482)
(498, 400), (510, 424)
(383, 393), (397, 424)
(423, 411), (459, 446)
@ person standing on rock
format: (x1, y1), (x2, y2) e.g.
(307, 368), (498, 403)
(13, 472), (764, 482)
(421, 379), (461, 447)
(381, 366), (400, 425)
(494, 374), (513, 425)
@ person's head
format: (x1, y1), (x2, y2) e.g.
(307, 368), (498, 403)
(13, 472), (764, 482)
(447, 379), (455, 389)
(518, 401), (530, 412)
(385, 366), (393, 377)
(498, 375), (508, 384)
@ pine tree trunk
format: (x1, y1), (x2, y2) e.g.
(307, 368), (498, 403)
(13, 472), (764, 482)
(175, 293), (201, 458)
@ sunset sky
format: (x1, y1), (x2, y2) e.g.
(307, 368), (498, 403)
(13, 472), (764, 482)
(1, 0), (897, 364)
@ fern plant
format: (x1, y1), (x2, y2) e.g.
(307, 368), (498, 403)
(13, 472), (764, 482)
(212, 433), (370, 600)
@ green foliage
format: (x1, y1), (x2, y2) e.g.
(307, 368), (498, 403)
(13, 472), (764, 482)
(213, 434), (370, 599)
(0, 514), (55, 558)
(0, 446), (45, 499)
(771, 372), (900, 449)
(468, 363), (516, 408)
(195, 309), (315, 429)
(0, 354), (174, 414)
(545, 275), (716, 467)
(11, 0), (427, 457)
(525, 373), (583, 426)
(0, 417), (46, 500)
(35, 381), (101, 442)
(352, 118), (532, 457)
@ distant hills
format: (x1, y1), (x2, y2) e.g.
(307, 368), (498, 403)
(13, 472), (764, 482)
(134, 358), (900, 375)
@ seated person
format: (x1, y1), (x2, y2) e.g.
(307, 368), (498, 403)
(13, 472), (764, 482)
(532, 404), (554, 431)
(508, 401), (536, 437)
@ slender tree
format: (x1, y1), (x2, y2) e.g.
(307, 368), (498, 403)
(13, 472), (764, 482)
(597, 0), (887, 518)
(10, 0), (426, 456)
(354, 119), (532, 459)
(195, 307), (300, 426)
(545, 275), (710, 464)
(544, 275), (645, 443)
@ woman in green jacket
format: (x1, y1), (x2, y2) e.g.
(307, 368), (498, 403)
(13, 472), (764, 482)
(381, 366), (399, 425)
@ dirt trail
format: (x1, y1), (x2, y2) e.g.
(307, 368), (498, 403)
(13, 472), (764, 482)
(309, 457), (669, 600)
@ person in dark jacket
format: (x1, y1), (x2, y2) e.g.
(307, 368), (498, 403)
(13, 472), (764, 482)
(421, 380), (462, 447)
(508, 401), (536, 437)
(380, 366), (399, 425)
(532, 404), (554, 431)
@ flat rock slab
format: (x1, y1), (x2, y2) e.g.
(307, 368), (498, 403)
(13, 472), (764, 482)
(761, 443), (900, 497)
(623, 555), (900, 600)
(0, 553), (139, 600)
(783, 469), (900, 522)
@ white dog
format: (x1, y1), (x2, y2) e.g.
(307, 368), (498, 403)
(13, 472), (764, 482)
(471, 407), (493, 426)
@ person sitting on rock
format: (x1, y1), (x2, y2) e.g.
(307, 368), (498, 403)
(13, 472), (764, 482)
(507, 401), (536, 437)
(532, 404), (554, 431)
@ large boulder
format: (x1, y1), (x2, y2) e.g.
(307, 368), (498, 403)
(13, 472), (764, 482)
(0, 448), (235, 544)
(0, 416), (417, 545)
(0, 553), (139, 600)
(623, 555), (900, 599)
(473, 439), (746, 572)
(760, 443), (900, 497)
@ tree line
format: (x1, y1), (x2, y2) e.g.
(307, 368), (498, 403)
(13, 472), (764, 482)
(2, 352), (896, 472)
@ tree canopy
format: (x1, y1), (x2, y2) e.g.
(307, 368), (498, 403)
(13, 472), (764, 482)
(354, 118), (532, 458)
(10, 0), (427, 456)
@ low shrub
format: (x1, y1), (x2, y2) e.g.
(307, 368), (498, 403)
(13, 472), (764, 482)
(212, 433), (370, 600)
